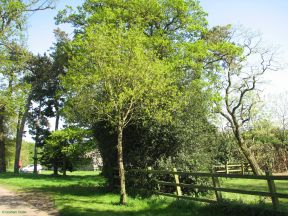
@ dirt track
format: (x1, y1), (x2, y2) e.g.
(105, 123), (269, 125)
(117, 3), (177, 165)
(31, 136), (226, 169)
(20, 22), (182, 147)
(0, 187), (58, 216)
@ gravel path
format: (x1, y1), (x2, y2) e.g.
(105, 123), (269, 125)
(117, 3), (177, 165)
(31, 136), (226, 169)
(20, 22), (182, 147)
(0, 187), (58, 216)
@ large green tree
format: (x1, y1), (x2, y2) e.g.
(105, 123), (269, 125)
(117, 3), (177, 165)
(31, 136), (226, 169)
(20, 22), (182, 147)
(57, 0), (241, 204)
(63, 24), (184, 204)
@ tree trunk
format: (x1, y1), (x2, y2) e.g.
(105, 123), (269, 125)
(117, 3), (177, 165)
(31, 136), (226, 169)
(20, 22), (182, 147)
(117, 123), (127, 205)
(232, 123), (264, 175)
(14, 95), (32, 173)
(53, 105), (60, 176)
(33, 141), (38, 174)
(34, 102), (42, 174)
(0, 107), (6, 173)
(238, 141), (263, 175)
(55, 104), (60, 131)
(53, 164), (58, 175)
(63, 159), (66, 176)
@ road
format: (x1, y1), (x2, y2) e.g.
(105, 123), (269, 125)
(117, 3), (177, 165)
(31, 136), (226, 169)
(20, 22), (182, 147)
(0, 187), (57, 216)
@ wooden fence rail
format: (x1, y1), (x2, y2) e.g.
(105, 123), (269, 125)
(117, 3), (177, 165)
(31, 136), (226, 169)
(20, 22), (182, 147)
(212, 162), (252, 174)
(123, 168), (288, 211)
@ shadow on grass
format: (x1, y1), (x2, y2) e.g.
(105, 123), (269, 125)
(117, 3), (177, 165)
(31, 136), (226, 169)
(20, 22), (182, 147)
(58, 199), (288, 216)
(58, 199), (202, 216)
(27, 184), (109, 197)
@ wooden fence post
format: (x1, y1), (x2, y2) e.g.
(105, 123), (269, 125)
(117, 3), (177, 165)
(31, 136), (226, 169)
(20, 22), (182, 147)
(266, 171), (279, 211)
(225, 161), (229, 174)
(173, 168), (182, 197)
(212, 173), (222, 203)
(241, 163), (244, 175)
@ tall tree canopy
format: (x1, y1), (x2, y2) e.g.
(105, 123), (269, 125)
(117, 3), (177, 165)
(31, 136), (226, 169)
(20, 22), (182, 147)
(0, 0), (55, 173)
(63, 21), (184, 206)
(57, 0), (239, 204)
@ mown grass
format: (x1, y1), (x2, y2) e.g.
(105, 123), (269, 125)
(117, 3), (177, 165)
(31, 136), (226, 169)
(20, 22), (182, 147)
(0, 171), (286, 216)
(222, 178), (288, 211)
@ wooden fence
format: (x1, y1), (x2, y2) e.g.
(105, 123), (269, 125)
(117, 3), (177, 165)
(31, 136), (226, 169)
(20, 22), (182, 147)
(123, 168), (288, 212)
(212, 162), (252, 174)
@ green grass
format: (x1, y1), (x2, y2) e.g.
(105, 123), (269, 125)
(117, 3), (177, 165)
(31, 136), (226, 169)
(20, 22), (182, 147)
(0, 171), (286, 216)
(221, 178), (288, 211)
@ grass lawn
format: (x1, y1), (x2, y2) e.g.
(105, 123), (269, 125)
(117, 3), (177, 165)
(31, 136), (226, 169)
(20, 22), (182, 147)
(222, 178), (288, 211)
(0, 171), (287, 216)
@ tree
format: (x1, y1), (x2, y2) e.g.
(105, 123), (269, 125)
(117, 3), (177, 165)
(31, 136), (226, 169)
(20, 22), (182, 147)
(0, 0), (29, 172)
(25, 54), (54, 174)
(12, 54), (48, 173)
(28, 104), (51, 174)
(217, 29), (277, 175)
(271, 92), (288, 143)
(25, 30), (69, 175)
(48, 28), (70, 131)
(0, 107), (4, 172)
(260, 92), (288, 171)
(40, 127), (94, 176)
(57, 0), (243, 203)
(0, 1), (55, 49)
(8, 1), (56, 174)
(242, 119), (286, 172)
(0, 0), (55, 173)
(0, 44), (30, 173)
(63, 24), (184, 204)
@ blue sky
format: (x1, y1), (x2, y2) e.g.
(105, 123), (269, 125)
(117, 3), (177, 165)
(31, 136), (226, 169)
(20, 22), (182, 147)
(26, 0), (84, 54)
(201, 0), (288, 45)
(27, 0), (288, 94)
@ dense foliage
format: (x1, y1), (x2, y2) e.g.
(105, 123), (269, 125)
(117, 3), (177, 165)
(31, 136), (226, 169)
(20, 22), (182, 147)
(40, 127), (94, 175)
